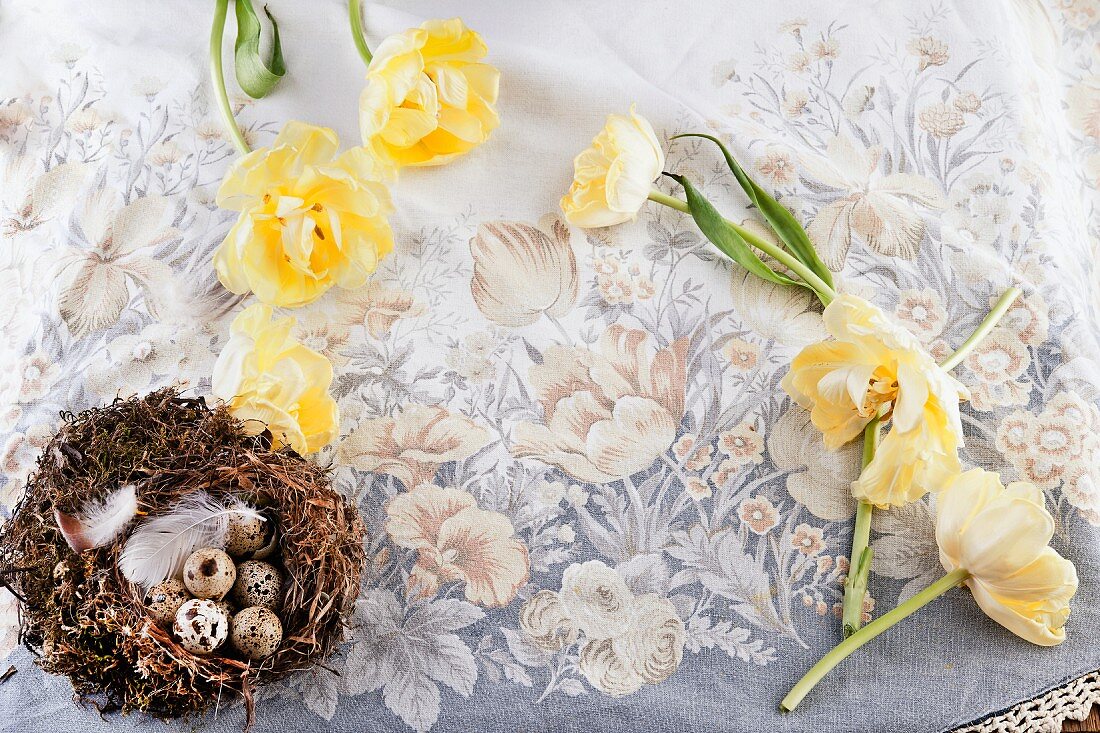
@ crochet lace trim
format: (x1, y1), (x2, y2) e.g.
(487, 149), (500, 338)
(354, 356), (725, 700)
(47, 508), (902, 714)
(953, 669), (1099, 732)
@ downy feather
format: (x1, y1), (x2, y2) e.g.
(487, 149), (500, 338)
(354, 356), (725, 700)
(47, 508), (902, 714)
(54, 483), (139, 553)
(119, 491), (264, 590)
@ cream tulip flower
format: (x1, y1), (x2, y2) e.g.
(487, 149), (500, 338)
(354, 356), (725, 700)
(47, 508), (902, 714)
(936, 469), (1078, 646)
(781, 293), (969, 507)
(212, 303), (339, 454)
(560, 106), (665, 228)
(781, 467), (1078, 712)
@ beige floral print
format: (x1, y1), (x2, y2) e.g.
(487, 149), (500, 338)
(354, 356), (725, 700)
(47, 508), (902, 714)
(469, 219), (578, 327)
(520, 590), (579, 651)
(335, 281), (425, 337)
(55, 193), (177, 337)
(801, 135), (943, 268)
(918, 102), (967, 138)
(739, 496), (780, 535)
(340, 404), (492, 489)
(907, 36), (949, 71)
(894, 288), (947, 342)
(384, 485), (529, 606)
(512, 325), (688, 483)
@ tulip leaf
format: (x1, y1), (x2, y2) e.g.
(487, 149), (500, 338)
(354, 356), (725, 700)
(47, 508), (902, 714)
(234, 0), (286, 99)
(664, 173), (802, 290)
(673, 133), (834, 290)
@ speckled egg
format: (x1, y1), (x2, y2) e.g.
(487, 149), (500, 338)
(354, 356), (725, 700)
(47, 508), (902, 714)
(230, 606), (282, 660)
(247, 521), (280, 560)
(145, 579), (190, 627)
(183, 548), (237, 600)
(231, 560), (282, 610)
(173, 599), (229, 656)
(224, 511), (272, 558)
(212, 598), (236, 622)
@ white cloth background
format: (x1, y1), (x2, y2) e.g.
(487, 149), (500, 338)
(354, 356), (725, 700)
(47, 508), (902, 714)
(0, 1), (1098, 732)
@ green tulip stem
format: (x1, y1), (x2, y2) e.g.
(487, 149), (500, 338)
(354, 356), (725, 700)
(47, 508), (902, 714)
(349, 0), (373, 65)
(841, 414), (882, 637)
(210, 0), (250, 155)
(780, 567), (970, 713)
(939, 287), (1022, 371)
(648, 190), (836, 306)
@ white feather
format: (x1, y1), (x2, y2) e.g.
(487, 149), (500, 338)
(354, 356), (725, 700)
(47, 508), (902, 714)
(119, 491), (264, 591)
(55, 484), (139, 552)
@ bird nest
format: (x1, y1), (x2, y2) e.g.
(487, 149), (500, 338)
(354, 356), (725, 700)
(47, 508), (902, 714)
(0, 389), (366, 728)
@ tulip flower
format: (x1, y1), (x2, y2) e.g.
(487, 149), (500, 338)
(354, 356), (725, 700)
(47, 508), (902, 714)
(213, 122), (396, 308)
(355, 15), (500, 169)
(212, 303), (339, 455)
(782, 294), (969, 507)
(560, 106), (666, 228)
(780, 469), (1077, 712)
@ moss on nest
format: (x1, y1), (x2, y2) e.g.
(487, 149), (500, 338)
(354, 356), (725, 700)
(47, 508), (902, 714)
(0, 389), (365, 728)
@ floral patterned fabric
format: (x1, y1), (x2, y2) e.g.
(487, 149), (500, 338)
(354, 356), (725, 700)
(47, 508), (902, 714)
(1, 1), (1098, 732)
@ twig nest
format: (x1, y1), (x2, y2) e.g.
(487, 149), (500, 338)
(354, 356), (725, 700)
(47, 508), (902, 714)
(231, 560), (282, 610)
(145, 579), (189, 627)
(230, 606), (283, 660)
(173, 599), (230, 656)
(224, 513), (272, 558)
(183, 548), (237, 600)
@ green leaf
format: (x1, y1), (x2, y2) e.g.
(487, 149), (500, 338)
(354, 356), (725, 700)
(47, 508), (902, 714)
(234, 0), (286, 99)
(664, 173), (803, 291)
(673, 133), (835, 290)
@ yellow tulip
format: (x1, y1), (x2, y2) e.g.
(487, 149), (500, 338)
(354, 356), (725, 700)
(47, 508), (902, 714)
(781, 294), (969, 507)
(937, 469), (1078, 645)
(359, 18), (499, 168)
(214, 121), (394, 308)
(560, 106), (665, 228)
(212, 303), (339, 455)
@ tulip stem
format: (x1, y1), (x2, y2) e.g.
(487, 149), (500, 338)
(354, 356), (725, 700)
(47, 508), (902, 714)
(841, 415), (881, 637)
(210, 0), (250, 155)
(648, 190), (836, 306)
(780, 567), (969, 712)
(940, 287), (1022, 371)
(349, 0), (373, 65)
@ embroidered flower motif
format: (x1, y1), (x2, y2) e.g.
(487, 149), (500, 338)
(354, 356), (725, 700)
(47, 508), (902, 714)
(717, 423), (765, 467)
(685, 477), (712, 500)
(791, 523), (826, 556)
(954, 92), (983, 114)
(755, 149), (796, 185)
(918, 103), (966, 138)
(512, 325), (688, 483)
(520, 589), (579, 651)
(894, 288), (946, 342)
(341, 404), (492, 489)
(801, 135), (943, 268)
(963, 327), (1030, 411)
(470, 219), (578, 327)
(335, 282), (425, 337)
(559, 560), (635, 639)
(739, 496), (780, 535)
(385, 484), (529, 606)
(722, 338), (760, 370)
(811, 38), (840, 61)
(907, 36), (949, 71)
(782, 90), (810, 118)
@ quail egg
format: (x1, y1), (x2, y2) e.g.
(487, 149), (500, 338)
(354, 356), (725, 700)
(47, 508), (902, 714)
(173, 599), (229, 656)
(183, 547), (237, 600)
(224, 511), (273, 558)
(145, 578), (190, 627)
(230, 606), (283, 660)
(231, 560), (282, 610)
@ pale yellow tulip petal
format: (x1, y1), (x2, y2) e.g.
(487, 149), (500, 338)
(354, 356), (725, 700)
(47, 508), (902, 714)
(960, 497), (1054, 580)
(968, 576), (1069, 646)
(211, 305), (339, 454)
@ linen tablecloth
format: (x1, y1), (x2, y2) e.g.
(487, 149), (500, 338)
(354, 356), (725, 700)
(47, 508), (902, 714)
(1, 1), (1098, 731)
